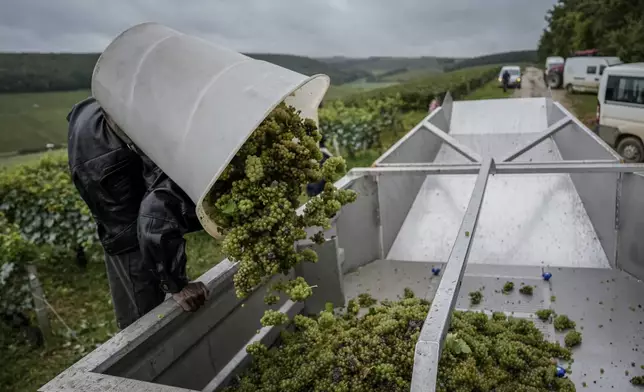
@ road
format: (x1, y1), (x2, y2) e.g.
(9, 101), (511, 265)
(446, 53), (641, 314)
(513, 66), (549, 98)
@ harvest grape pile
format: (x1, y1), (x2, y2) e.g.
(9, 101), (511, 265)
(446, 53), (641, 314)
(225, 290), (576, 392)
(206, 102), (356, 301)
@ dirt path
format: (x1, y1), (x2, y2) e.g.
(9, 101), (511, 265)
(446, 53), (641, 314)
(513, 66), (579, 117)
(513, 66), (549, 98)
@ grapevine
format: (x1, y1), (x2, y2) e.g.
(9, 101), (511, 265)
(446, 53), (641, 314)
(206, 103), (356, 301)
(225, 290), (576, 392)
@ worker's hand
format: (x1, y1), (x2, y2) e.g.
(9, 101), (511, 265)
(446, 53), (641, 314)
(172, 282), (209, 312)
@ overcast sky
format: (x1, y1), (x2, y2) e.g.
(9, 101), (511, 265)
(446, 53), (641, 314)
(0, 0), (556, 58)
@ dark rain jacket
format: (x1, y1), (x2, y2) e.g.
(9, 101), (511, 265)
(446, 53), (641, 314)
(67, 97), (201, 294)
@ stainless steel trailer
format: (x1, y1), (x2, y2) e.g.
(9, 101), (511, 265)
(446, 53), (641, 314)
(41, 95), (644, 392)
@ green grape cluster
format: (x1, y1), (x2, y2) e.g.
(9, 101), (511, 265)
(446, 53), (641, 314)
(207, 103), (356, 300)
(261, 309), (290, 327)
(225, 290), (576, 392)
(631, 375), (644, 385)
(554, 315), (576, 331)
(520, 285), (534, 296)
(564, 330), (582, 348)
(469, 290), (483, 305)
(502, 281), (514, 294)
(535, 308), (555, 321)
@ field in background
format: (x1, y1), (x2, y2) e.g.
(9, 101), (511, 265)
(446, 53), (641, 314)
(0, 90), (89, 153)
(462, 80), (514, 100)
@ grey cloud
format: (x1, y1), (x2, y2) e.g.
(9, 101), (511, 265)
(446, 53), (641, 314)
(0, 0), (556, 57)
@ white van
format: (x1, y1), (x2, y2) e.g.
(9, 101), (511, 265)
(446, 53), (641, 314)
(597, 63), (644, 162)
(564, 56), (621, 93)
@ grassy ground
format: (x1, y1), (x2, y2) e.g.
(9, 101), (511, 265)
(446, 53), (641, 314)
(0, 151), (53, 167)
(0, 231), (224, 392)
(0, 90), (89, 153)
(566, 92), (597, 128)
(462, 80), (514, 101)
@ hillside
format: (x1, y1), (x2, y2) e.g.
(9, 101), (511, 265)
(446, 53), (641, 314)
(445, 50), (537, 71)
(317, 56), (459, 74)
(0, 53), (99, 93)
(246, 53), (368, 84)
(0, 52), (367, 93)
(0, 90), (89, 153)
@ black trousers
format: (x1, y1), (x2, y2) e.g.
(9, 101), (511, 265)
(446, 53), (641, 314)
(104, 250), (166, 329)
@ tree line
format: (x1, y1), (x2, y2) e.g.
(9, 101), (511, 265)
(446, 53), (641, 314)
(537, 0), (644, 63)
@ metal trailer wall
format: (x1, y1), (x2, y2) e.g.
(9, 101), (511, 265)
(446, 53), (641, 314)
(374, 106), (452, 257)
(549, 102), (621, 267)
(42, 238), (343, 392)
(335, 175), (381, 274)
(101, 262), (295, 390)
(617, 173), (644, 279)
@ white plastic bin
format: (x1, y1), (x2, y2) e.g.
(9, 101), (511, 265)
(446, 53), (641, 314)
(92, 22), (329, 237)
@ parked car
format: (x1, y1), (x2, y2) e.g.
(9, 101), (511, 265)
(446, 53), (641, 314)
(597, 63), (644, 162)
(498, 66), (521, 89)
(564, 56), (621, 93)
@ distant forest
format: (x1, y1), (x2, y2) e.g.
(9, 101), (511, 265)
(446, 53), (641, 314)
(0, 50), (537, 94)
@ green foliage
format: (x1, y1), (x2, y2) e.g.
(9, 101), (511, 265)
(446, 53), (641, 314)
(519, 285), (534, 296)
(0, 213), (37, 316)
(554, 315), (576, 331)
(207, 103), (356, 299)
(226, 295), (575, 392)
(502, 281), (514, 294)
(631, 375), (644, 385)
(564, 330), (582, 348)
(537, 0), (644, 63)
(0, 152), (97, 249)
(342, 66), (500, 111)
(319, 95), (403, 156)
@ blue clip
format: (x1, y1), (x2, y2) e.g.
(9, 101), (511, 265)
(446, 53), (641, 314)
(431, 267), (441, 276)
(555, 366), (566, 378)
(542, 272), (552, 281)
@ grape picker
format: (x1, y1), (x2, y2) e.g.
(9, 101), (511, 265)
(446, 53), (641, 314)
(67, 97), (210, 329)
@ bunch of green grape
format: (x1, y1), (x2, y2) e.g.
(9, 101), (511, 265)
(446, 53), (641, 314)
(225, 291), (576, 392)
(207, 103), (356, 300)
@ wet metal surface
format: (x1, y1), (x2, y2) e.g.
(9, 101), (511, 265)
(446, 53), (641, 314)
(450, 98), (548, 135)
(387, 173), (611, 268)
